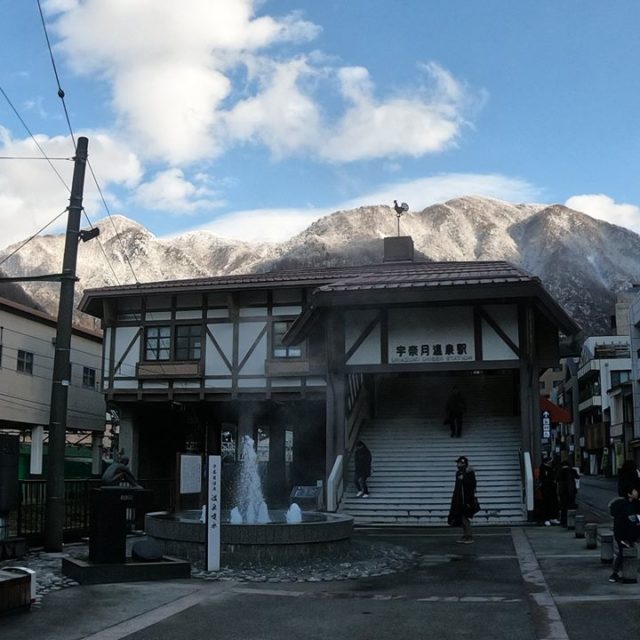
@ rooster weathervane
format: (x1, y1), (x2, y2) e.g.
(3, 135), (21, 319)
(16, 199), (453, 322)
(393, 200), (409, 236)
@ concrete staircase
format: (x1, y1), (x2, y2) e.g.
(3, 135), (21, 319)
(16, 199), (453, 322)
(342, 416), (525, 525)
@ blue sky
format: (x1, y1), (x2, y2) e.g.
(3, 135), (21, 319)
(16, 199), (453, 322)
(1, 0), (640, 247)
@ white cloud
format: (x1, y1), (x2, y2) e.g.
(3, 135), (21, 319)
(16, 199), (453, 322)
(133, 168), (223, 213)
(224, 58), (322, 156)
(182, 172), (542, 243)
(565, 194), (640, 234)
(183, 207), (327, 243)
(0, 128), (142, 246)
(46, 2), (477, 165)
(340, 173), (542, 212)
(320, 63), (473, 162)
(47, 0), (320, 164)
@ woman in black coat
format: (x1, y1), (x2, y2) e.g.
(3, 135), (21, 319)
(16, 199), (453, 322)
(539, 455), (559, 526)
(354, 440), (372, 498)
(448, 456), (478, 543)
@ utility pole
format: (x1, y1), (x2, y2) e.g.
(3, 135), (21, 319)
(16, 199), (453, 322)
(44, 136), (89, 551)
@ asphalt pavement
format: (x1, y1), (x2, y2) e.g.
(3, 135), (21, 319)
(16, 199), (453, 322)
(2, 511), (639, 640)
(0, 475), (633, 640)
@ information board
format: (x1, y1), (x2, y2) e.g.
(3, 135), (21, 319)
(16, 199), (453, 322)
(179, 454), (202, 495)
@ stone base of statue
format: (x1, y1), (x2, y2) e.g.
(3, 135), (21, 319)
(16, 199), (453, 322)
(62, 487), (190, 584)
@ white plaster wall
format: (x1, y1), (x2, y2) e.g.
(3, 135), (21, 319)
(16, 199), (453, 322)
(238, 322), (267, 375)
(205, 323), (233, 375)
(481, 304), (519, 361)
(114, 327), (140, 378)
(345, 310), (381, 365)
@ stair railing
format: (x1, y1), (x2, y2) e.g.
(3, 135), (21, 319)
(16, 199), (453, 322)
(326, 454), (344, 512)
(521, 449), (534, 519)
(327, 374), (368, 513)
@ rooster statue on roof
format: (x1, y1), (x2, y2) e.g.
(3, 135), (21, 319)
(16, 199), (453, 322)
(393, 200), (409, 236)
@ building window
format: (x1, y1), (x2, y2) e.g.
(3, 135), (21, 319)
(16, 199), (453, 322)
(611, 370), (631, 387)
(17, 350), (33, 374)
(145, 326), (171, 360)
(272, 321), (301, 358)
(82, 366), (97, 389)
(175, 325), (201, 360)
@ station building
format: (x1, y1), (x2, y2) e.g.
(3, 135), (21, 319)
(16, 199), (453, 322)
(79, 237), (579, 524)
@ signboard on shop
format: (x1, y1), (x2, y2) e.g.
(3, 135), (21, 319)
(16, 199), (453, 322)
(542, 410), (551, 439)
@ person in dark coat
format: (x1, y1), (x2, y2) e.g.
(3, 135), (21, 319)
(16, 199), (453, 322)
(354, 440), (372, 498)
(608, 485), (640, 582)
(445, 386), (467, 437)
(557, 460), (579, 526)
(448, 456), (478, 543)
(539, 454), (559, 526)
(617, 460), (640, 497)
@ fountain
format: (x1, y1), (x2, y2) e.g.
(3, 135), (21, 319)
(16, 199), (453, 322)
(145, 435), (353, 567)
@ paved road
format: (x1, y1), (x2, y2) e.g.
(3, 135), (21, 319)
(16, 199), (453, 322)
(2, 517), (639, 640)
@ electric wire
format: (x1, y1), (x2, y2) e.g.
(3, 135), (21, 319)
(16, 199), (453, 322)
(0, 207), (68, 269)
(86, 162), (139, 284)
(36, 2), (141, 286)
(0, 156), (72, 161)
(36, 0), (75, 148)
(0, 85), (70, 191)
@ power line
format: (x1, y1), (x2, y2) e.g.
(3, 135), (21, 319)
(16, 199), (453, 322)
(35, 4), (140, 287)
(0, 156), (72, 161)
(0, 207), (68, 269)
(87, 162), (139, 284)
(37, 0), (75, 148)
(0, 85), (70, 191)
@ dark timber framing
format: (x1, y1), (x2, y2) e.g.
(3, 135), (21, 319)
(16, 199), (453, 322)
(80, 258), (580, 498)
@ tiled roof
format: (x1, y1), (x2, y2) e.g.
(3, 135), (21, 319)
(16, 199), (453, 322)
(79, 258), (579, 335)
(81, 260), (535, 297)
(314, 261), (534, 293)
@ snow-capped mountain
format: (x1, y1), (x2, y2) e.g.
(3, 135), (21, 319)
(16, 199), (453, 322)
(1, 196), (638, 336)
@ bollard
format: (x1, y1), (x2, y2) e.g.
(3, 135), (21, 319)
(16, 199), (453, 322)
(567, 510), (576, 530)
(621, 546), (638, 584)
(585, 523), (598, 549)
(574, 515), (585, 538)
(600, 533), (614, 564)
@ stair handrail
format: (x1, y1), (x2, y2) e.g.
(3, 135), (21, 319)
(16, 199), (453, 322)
(327, 454), (344, 512)
(521, 449), (534, 516)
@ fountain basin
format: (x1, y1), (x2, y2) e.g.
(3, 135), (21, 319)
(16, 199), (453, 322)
(145, 510), (354, 567)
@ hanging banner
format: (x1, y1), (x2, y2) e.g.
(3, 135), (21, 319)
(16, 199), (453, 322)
(207, 455), (221, 572)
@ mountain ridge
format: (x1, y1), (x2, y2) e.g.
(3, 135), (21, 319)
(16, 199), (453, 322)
(1, 196), (638, 336)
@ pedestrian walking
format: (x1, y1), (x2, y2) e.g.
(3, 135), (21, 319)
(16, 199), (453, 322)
(608, 484), (640, 583)
(539, 454), (559, 526)
(354, 440), (372, 498)
(445, 386), (467, 438)
(557, 459), (579, 526)
(448, 455), (479, 543)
